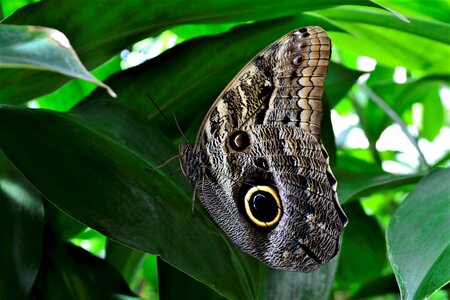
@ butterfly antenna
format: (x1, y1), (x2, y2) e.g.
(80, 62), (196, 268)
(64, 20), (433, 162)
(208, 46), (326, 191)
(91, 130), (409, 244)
(145, 92), (174, 126)
(144, 93), (182, 171)
(172, 112), (188, 142)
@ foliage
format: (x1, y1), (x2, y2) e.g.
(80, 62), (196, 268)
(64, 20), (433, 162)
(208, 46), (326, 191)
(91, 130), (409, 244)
(0, 0), (449, 299)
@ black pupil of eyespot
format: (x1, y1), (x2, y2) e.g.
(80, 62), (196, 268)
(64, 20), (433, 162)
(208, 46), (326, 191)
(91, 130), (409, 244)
(250, 192), (278, 222)
(229, 131), (250, 151)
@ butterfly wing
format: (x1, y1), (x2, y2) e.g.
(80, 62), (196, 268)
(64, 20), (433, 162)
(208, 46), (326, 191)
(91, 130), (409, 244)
(180, 26), (347, 272)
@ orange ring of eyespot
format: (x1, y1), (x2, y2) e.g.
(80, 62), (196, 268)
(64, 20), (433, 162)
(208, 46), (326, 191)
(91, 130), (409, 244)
(244, 185), (282, 228)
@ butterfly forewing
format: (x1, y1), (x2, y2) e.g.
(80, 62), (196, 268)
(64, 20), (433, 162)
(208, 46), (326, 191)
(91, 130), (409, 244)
(180, 26), (347, 272)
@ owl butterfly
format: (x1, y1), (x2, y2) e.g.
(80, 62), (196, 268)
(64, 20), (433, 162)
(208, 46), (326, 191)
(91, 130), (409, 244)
(180, 26), (348, 272)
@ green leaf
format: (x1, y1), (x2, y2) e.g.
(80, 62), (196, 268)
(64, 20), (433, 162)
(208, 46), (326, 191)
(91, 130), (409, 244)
(35, 55), (121, 112)
(260, 258), (338, 300)
(70, 228), (107, 257)
(44, 200), (87, 242)
(32, 243), (136, 299)
(387, 168), (450, 299)
(373, 0), (450, 23)
(316, 6), (450, 44)
(0, 98), (350, 299)
(158, 259), (225, 300)
(421, 83), (444, 141)
(364, 70), (447, 145)
(170, 22), (246, 41)
(327, 23), (449, 73)
(0, 102), (262, 299)
(2, 2), (449, 299)
(325, 63), (363, 107)
(139, 255), (159, 299)
(0, 150), (44, 300)
(105, 240), (147, 284)
(0, 0), (38, 19)
(336, 167), (423, 204)
(336, 202), (387, 290)
(0, 24), (115, 97)
(1, 0), (378, 104)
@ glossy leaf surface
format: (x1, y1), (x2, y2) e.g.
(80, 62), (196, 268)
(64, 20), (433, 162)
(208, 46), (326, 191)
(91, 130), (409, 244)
(387, 168), (450, 299)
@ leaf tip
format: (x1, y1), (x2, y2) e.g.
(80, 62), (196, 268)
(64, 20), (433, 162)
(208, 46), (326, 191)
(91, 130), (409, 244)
(106, 86), (118, 98)
(370, 0), (410, 23)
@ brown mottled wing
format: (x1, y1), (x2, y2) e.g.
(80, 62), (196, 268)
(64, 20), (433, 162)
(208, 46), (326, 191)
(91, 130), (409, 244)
(180, 26), (347, 272)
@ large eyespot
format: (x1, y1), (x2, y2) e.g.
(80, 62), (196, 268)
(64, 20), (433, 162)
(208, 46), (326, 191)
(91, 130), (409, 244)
(229, 130), (250, 151)
(244, 185), (282, 228)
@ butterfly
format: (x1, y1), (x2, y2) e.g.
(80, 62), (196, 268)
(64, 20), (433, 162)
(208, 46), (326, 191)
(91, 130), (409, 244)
(179, 26), (347, 272)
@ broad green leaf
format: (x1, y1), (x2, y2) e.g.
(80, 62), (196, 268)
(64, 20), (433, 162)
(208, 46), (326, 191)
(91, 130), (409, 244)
(0, 24), (115, 97)
(387, 168), (450, 299)
(421, 83), (444, 141)
(336, 150), (385, 174)
(336, 202), (387, 290)
(70, 228), (107, 257)
(1, 1), (449, 299)
(171, 22), (246, 41)
(326, 63), (363, 108)
(139, 255), (159, 299)
(328, 23), (449, 73)
(35, 55), (121, 112)
(32, 243), (135, 299)
(1, 0), (379, 104)
(336, 167), (422, 204)
(0, 150), (44, 300)
(0, 0), (38, 19)
(373, 0), (450, 22)
(44, 201), (86, 242)
(158, 259), (225, 300)
(0, 102), (262, 299)
(362, 66), (447, 146)
(316, 6), (450, 44)
(260, 258), (338, 300)
(0, 99), (350, 299)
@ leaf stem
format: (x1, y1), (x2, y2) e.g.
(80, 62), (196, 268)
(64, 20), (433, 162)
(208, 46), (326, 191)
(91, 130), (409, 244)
(360, 84), (430, 170)
(348, 91), (382, 166)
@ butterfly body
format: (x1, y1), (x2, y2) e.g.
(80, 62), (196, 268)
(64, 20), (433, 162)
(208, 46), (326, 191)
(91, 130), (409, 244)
(180, 26), (347, 272)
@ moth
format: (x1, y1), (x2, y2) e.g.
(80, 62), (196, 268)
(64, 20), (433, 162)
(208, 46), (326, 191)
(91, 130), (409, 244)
(180, 26), (348, 272)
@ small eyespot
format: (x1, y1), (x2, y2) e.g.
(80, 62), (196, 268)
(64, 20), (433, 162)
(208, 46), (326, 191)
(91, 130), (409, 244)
(292, 55), (303, 65)
(229, 130), (250, 151)
(254, 157), (269, 170)
(302, 32), (310, 38)
(244, 185), (282, 228)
